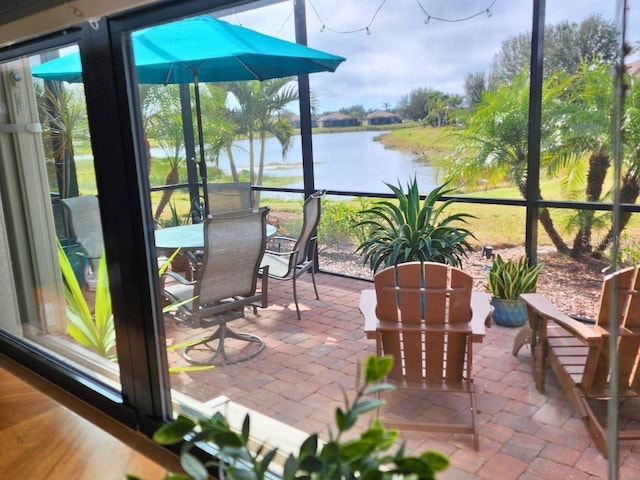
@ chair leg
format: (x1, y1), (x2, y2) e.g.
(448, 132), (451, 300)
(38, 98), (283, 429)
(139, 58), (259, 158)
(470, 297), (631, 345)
(469, 385), (479, 451)
(512, 325), (532, 356)
(292, 273), (301, 320)
(310, 263), (319, 300)
(182, 324), (265, 365)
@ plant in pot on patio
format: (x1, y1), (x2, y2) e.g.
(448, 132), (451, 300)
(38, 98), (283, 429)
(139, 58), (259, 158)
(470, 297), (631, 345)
(355, 178), (476, 272)
(487, 254), (544, 327)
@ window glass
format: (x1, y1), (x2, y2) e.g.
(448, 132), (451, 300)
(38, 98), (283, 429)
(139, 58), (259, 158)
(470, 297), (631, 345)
(0, 45), (121, 389)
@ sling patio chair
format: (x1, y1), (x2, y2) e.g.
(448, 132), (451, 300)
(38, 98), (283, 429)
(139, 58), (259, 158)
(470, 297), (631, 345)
(260, 191), (324, 320)
(521, 265), (640, 458)
(163, 207), (270, 365)
(60, 195), (103, 291)
(207, 181), (253, 215)
(360, 261), (492, 450)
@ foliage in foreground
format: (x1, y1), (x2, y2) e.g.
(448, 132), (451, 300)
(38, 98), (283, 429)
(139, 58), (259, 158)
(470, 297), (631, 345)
(355, 179), (476, 272)
(137, 355), (449, 480)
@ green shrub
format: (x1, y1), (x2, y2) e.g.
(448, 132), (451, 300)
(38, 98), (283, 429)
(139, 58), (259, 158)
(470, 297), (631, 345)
(355, 179), (476, 272)
(318, 198), (372, 251)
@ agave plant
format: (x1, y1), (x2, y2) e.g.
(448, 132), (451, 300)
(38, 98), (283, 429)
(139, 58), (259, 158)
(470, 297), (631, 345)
(57, 240), (115, 358)
(487, 255), (544, 300)
(355, 179), (476, 272)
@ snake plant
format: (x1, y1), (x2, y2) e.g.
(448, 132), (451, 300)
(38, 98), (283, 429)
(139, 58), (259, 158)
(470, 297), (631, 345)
(487, 255), (544, 300)
(355, 178), (476, 272)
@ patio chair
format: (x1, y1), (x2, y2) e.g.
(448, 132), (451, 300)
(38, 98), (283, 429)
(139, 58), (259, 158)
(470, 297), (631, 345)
(521, 265), (640, 458)
(163, 207), (270, 365)
(260, 191), (324, 320)
(207, 182), (253, 214)
(365, 261), (482, 450)
(60, 195), (103, 291)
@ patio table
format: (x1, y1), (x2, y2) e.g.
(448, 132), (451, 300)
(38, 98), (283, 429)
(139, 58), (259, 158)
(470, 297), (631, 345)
(155, 223), (276, 251)
(359, 290), (491, 343)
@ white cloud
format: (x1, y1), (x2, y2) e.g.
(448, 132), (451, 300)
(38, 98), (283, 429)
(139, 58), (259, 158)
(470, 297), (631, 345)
(225, 0), (639, 112)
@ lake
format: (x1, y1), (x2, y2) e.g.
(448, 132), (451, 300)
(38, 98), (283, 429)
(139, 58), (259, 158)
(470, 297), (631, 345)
(205, 130), (438, 195)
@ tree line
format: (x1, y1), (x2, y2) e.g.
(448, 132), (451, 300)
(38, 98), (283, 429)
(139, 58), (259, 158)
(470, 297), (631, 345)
(334, 15), (619, 130)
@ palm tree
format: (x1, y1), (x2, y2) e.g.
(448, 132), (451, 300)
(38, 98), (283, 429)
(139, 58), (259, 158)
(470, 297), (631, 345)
(441, 71), (569, 253)
(543, 64), (615, 257)
(144, 85), (186, 220)
(38, 82), (87, 199)
(226, 78), (299, 203)
(595, 68), (640, 253)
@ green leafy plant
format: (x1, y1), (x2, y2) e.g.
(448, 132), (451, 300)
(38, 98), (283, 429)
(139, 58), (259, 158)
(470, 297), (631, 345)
(487, 255), (544, 300)
(57, 242), (186, 358)
(57, 240), (115, 358)
(318, 198), (372, 251)
(355, 179), (475, 272)
(144, 355), (449, 480)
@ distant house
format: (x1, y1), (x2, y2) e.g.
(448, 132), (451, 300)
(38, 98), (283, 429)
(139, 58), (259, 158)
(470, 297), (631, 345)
(365, 110), (401, 125)
(281, 113), (316, 129)
(317, 112), (359, 128)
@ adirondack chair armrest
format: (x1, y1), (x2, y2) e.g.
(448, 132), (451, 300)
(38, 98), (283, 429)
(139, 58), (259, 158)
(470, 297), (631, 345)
(360, 289), (378, 339)
(520, 293), (600, 343)
(471, 292), (493, 328)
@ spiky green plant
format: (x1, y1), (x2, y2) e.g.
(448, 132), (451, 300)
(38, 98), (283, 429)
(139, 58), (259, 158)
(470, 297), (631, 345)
(355, 179), (476, 272)
(57, 240), (115, 358)
(487, 255), (544, 300)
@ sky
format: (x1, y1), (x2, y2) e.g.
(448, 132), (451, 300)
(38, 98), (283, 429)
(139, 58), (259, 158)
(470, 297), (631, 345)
(219, 0), (640, 113)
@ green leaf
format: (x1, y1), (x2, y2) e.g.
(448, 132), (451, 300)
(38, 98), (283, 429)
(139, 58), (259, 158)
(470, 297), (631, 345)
(365, 354), (393, 383)
(181, 452), (209, 480)
(153, 415), (196, 444)
(241, 413), (251, 443)
(299, 433), (318, 457)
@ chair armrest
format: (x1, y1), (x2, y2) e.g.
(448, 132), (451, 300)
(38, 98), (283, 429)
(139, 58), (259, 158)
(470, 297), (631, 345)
(162, 270), (196, 286)
(266, 236), (297, 253)
(471, 292), (493, 328)
(520, 293), (600, 343)
(359, 289), (378, 339)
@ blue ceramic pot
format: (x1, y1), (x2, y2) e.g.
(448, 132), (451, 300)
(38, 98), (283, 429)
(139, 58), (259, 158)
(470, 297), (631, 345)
(490, 297), (528, 327)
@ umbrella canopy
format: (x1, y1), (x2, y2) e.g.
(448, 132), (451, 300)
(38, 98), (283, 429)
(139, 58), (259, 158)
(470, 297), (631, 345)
(32, 15), (345, 83)
(33, 14), (345, 216)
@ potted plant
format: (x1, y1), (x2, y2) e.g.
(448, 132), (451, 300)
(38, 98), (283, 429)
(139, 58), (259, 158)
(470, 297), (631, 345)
(355, 178), (476, 272)
(487, 255), (544, 327)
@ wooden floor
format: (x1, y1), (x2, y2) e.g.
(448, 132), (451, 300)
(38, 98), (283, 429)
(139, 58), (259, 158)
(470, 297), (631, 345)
(0, 355), (178, 479)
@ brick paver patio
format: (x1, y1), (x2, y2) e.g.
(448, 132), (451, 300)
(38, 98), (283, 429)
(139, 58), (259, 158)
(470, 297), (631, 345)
(164, 271), (640, 479)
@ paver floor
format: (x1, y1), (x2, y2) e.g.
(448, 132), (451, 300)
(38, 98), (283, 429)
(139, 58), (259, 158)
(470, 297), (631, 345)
(164, 272), (640, 479)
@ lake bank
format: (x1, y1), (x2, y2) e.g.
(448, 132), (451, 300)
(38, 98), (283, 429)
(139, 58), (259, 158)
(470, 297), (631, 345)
(375, 125), (456, 165)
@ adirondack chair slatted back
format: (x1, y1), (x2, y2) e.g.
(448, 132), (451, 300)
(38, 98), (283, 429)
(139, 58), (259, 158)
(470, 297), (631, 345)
(587, 266), (640, 396)
(374, 262), (473, 385)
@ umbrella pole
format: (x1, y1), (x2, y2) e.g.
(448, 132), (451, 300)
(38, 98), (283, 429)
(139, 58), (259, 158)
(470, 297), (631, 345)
(193, 70), (209, 216)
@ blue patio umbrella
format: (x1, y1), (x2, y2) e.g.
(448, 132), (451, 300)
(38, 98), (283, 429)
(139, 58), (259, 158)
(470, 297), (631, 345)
(33, 15), (345, 212)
